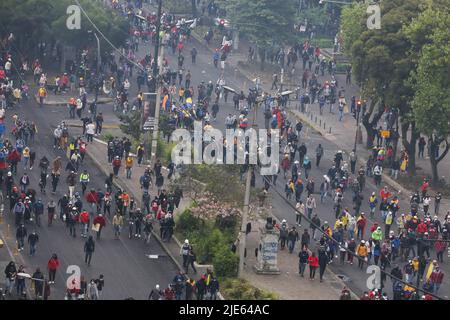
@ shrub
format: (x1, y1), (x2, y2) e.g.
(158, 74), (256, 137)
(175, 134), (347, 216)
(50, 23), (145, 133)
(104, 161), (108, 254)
(175, 209), (203, 236)
(156, 138), (176, 165)
(215, 214), (238, 233)
(221, 278), (279, 300)
(102, 132), (114, 142)
(212, 247), (239, 278)
(335, 63), (351, 74)
(175, 209), (237, 268)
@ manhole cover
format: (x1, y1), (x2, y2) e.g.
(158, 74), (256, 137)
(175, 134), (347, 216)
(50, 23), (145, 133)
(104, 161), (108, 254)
(337, 274), (350, 282)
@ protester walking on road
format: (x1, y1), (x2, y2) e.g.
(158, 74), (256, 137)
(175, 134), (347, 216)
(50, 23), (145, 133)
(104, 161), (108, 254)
(308, 252), (319, 280)
(84, 236), (95, 266)
(47, 254), (60, 284)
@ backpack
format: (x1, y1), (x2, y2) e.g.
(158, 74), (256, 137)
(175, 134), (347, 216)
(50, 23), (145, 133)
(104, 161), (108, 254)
(182, 244), (190, 255)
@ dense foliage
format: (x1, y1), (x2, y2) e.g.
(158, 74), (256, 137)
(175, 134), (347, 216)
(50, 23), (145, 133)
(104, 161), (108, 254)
(0, 0), (128, 54)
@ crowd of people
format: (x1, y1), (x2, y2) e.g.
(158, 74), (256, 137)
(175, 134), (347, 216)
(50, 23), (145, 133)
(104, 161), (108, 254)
(1, 0), (448, 301)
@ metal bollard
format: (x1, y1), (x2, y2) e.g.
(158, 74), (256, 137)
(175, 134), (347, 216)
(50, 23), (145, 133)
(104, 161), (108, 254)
(315, 116), (317, 123)
(320, 119), (322, 126)
(329, 127), (332, 134)
(324, 122), (326, 129)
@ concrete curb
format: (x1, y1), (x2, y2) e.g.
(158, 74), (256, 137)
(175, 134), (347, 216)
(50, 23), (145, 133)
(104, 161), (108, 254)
(85, 145), (224, 299)
(35, 97), (113, 107)
(65, 123), (120, 129)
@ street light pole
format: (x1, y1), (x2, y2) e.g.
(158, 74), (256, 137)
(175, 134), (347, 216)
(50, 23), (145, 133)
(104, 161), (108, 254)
(145, 0), (163, 166)
(238, 165), (252, 277)
(88, 30), (101, 102)
(354, 98), (363, 151)
(238, 98), (260, 277)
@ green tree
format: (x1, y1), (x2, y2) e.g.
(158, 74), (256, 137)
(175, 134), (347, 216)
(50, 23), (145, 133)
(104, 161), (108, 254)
(342, 0), (425, 174)
(406, 7), (450, 184)
(118, 111), (142, 142)
(219, 0), (296, 47)
(340, 2), (366, 55)
(0, 0), (127, 55)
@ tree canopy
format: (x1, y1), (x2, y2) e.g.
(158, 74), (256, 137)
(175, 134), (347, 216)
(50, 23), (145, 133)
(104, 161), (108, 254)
(405, 6), (450, 182)
(217, 0), (297, 47)
(0, 0), (128, 54)
(340, 0), (449, 178)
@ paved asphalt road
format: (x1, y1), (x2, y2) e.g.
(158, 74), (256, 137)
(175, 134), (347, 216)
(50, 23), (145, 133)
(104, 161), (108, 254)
(0, 99), (178, 300)
(1, 1), (447, 300)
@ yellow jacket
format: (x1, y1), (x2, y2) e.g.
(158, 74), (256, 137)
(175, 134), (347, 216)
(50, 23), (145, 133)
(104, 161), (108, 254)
(125, 157), (133, 168)
(356, 244), (368, 257)
(412, 260), (419, 272)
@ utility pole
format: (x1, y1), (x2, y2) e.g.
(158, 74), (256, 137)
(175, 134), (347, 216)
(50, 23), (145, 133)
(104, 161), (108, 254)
(354, 98), (362, 151)
(88, 30), (101, 102)
(238, 165), (252, 277)
(146, 0), (163, 165)
(238, 96), (260, 278)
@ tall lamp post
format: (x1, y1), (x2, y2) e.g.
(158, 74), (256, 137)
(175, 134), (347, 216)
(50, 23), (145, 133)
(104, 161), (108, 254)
(238, 98), (260, 277)
(87, 30), (101, 102)
(149, 0), (163, 166)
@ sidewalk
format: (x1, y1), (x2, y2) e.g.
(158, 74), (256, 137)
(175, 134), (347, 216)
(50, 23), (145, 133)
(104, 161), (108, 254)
(36, 92), (113, 106)
(243, 217), (353, 300)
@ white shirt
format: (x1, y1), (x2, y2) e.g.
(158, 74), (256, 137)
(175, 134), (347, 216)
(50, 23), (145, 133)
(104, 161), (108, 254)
(86, 123), (96, 135)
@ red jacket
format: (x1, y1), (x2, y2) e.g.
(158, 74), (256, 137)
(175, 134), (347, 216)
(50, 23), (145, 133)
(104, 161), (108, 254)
(86, 192), (99, 204)
(380, 189), (392, 201)
(370, 223), (379, 233)
(417, 222), (427, 234)
(0, 159), (7, 170)
(7, 149), (21, 162)
(430, 270), (444, 284)
(112, 159), (121, 167)
(93, 215), (106, 227)
(48, 258), (60, 270)
(308, 256), (319, 268)
(357, 217), (366, 229)
(79, 211), (90, 223)
(421, 182), (429, 192)
(434, 240), (446, 252)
